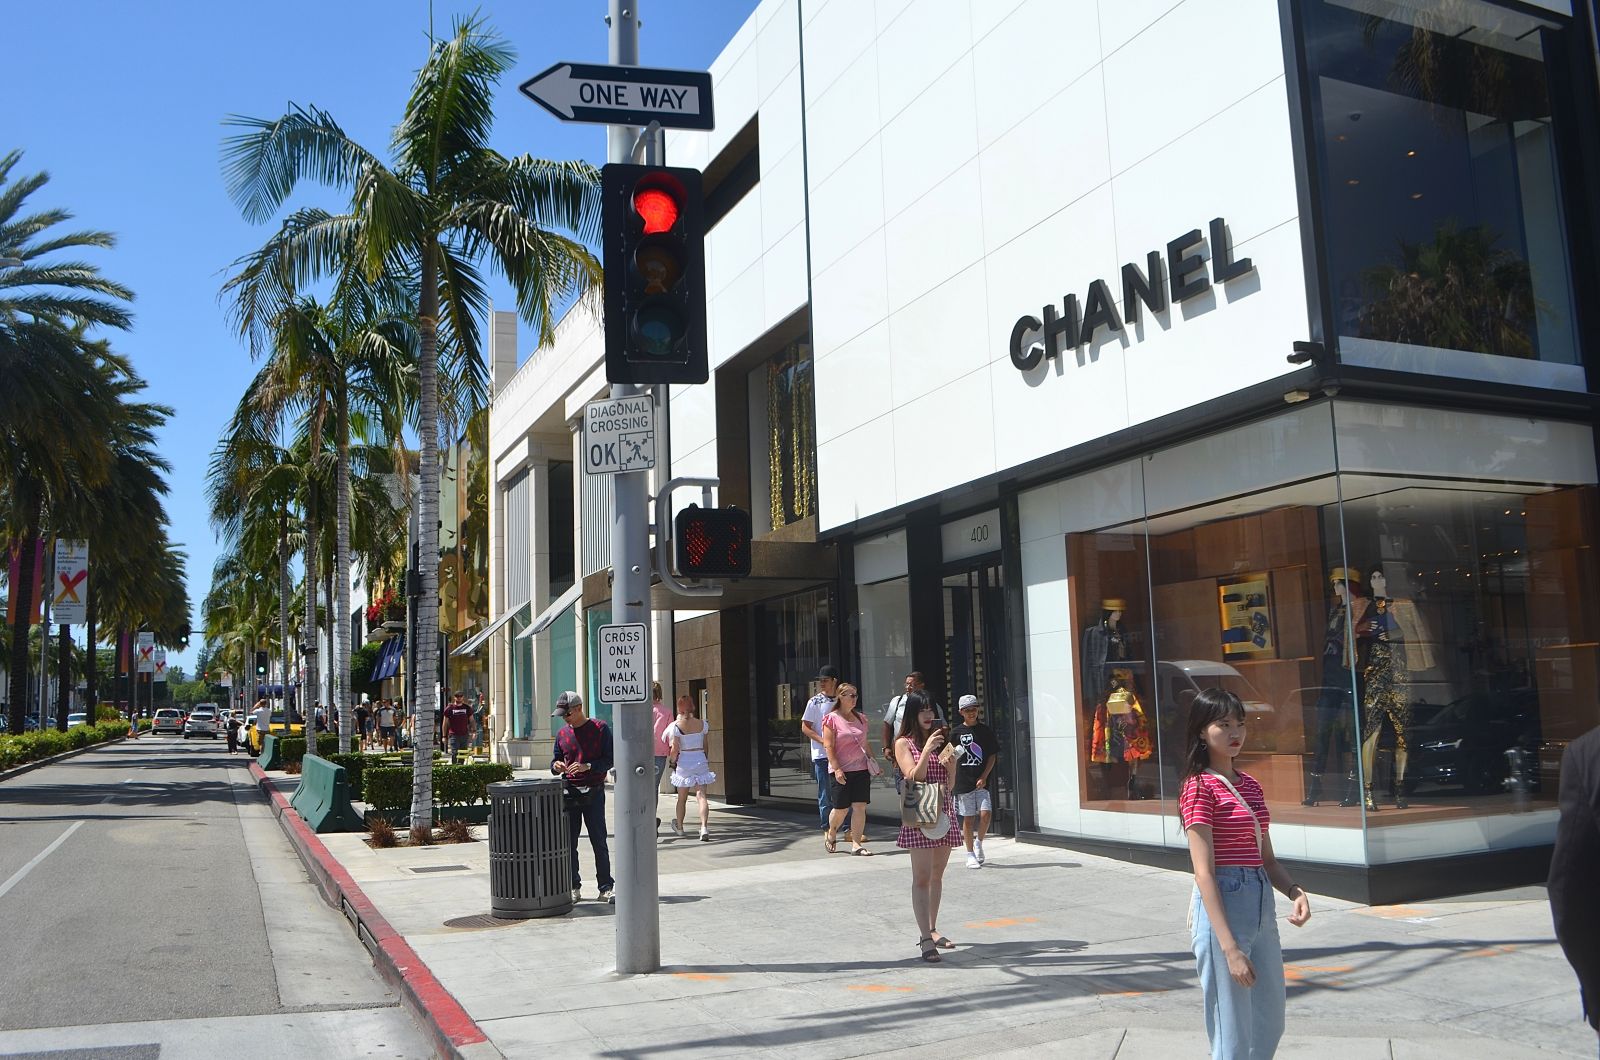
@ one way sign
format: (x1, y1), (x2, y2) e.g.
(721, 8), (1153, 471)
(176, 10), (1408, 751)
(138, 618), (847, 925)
(519, 62), (714, 131)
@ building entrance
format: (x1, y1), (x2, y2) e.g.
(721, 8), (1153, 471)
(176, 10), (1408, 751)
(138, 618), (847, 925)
(942, 562), (1014, 835)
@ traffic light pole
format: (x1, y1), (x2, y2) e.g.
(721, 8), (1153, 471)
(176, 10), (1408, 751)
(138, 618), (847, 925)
(608, 0), (662, 976)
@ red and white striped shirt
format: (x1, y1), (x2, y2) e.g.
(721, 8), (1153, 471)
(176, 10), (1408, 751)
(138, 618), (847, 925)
(1180, 771), (1269, 867)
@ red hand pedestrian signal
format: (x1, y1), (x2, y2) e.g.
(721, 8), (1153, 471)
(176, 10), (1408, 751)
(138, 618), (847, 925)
(674, 505), (751, 580)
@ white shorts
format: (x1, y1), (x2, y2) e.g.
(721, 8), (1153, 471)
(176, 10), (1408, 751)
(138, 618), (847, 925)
(955, 788), (992, 817)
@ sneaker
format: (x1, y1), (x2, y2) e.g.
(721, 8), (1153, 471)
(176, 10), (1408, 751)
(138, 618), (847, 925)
(966, 852), (981, 869)
(571, 887), (582, 903)
(600, 887), (615, 904)
(671, 820), (685, 837)
(699, 829), (711, 842)
(975, 839), (986, 865)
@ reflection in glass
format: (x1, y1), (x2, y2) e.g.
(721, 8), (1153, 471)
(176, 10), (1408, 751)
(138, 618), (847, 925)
(755, 587), (832, 802)
(1304, 0), (1579, 372)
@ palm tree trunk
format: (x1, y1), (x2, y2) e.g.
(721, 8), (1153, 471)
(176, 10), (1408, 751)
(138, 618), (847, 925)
(324, 559), (334, 750)
(410, 253), (440, 832)
(8, 531), (38, 735)
(279, 507), (291, 727)
(55, 624), (71, 732)
(302, 488), (320, 741)
(335, 396), (353, 754)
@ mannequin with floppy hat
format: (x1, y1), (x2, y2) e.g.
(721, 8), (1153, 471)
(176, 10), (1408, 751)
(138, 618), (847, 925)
(1081, 597), (1130, 711)
(1302, 568), (1373, 807)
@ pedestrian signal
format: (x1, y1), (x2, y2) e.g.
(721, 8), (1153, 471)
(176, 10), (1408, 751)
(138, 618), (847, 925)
(674, 505), (752, 580)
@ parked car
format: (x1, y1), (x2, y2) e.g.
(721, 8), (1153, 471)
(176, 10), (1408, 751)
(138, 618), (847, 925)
(66, 712), (88, 727)
(1408, 689), (1542, 795)
(247, 709), (304, 753)
(1155, 659), (1277, 750)
(151, 708), (184, 735)
(183, 708), (220, 739)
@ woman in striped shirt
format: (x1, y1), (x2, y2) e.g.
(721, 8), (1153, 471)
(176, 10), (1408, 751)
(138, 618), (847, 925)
(1180, 689), (1311, 1059)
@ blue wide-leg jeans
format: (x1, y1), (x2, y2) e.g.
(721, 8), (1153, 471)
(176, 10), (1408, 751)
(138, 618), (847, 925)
(1191, 866), (1286, 1059)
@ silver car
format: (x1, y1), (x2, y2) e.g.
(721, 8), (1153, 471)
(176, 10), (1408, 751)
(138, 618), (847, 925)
(183, 709), (219, 739)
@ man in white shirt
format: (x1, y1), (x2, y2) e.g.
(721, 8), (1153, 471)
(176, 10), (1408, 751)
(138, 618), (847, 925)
(881, 671), (944, 791)
(799, 664), (841, 829)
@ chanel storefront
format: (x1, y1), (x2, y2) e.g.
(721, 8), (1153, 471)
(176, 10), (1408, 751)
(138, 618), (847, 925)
(790, 0), (1600, 900)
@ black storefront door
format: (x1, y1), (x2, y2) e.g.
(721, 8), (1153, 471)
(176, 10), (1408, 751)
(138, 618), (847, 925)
(942, 561), (1014, 835)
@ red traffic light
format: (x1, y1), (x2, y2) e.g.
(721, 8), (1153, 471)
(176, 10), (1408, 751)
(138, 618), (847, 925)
(674, 505), (752, 580)
(634, 187), (680, 234)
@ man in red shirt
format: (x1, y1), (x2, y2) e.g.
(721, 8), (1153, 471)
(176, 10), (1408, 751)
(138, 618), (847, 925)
(551, 691), (614, 903)
(442, 692), (473, 763)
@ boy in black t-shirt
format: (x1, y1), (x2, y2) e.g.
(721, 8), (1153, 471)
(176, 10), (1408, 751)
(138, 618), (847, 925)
(951, 695), (1001, 869)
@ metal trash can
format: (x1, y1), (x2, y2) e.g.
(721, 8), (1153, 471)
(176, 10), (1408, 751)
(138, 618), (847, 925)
(488, 779), (573, 918)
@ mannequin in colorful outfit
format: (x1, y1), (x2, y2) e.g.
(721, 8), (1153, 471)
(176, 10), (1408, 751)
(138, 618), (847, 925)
(1090, 667), (1154, 798)
(1302, 569), (1371, 807)
(1081, 597), (1128, 714)
(1359, 569), (1412, 810)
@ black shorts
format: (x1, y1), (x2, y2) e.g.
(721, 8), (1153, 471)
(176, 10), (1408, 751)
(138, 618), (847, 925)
(828, 769), (871, 807)
(379, 726), (395, 739)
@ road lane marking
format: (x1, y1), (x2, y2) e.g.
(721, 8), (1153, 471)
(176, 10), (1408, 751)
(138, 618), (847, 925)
(0, 820), (84, 901)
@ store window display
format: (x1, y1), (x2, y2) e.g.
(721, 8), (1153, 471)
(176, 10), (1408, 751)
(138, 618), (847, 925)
(1304, 569), (1369, 808)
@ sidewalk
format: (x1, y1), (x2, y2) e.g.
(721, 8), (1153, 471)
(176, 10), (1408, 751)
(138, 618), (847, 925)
(259, 768), (1596, 1059)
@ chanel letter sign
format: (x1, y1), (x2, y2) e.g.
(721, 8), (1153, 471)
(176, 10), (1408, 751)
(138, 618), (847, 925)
(1009, 217), (1255, 372)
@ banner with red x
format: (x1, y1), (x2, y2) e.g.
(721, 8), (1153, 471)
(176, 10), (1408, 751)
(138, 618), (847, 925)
(51, 539), (89, 624)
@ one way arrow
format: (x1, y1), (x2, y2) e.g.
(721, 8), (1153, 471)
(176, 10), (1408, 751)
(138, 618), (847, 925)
(519, 61), (714, 131)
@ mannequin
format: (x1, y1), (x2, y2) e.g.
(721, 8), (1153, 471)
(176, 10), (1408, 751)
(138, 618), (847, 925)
(1081, 598), (1128, 712)
(1359, 569), (1411, 810)
(1303, 568), (1371, 806)
(1089, 667), (1153, 798)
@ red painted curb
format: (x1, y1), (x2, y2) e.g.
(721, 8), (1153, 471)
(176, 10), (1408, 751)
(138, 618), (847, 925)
(250, 762), (496, 1059)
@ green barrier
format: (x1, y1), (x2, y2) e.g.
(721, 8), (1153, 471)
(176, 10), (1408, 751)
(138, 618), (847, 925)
(288, 754), (367, 833)
(257, 733), (282, 772)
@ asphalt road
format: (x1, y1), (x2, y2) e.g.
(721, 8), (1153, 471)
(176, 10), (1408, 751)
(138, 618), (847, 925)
(0, 734), (430, 1056)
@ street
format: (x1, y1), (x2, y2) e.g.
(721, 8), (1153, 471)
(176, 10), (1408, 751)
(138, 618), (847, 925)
(0, 737), (430, 1056)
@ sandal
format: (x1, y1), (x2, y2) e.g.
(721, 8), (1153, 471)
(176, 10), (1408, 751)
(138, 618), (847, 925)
(917, 937), (942, 963)
(930, 933), (956, 949)
(825, 831), (838, 854)
(850, 842), (874, 856)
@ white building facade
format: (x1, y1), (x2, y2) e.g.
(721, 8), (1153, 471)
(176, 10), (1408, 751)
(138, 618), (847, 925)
(484, 0), (1600, 901)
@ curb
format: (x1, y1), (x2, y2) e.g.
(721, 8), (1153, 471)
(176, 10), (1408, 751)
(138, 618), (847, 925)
(250, 762), (502, 1060)
(0, 733), (130, 784)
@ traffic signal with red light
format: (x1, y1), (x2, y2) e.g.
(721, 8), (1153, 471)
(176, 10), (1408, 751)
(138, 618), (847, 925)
(674, 505), (752, 580)
(601, 163), (707, 384)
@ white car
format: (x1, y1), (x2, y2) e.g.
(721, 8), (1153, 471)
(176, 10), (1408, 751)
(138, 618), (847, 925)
(183, 709), (220, 739)
(151, 708), (184, 735)
(66, 712), (88, 727)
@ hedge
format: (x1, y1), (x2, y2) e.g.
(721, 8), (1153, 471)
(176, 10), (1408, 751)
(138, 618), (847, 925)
(0, 720), (131, 770)
(277, 734), (341, 764)
(362, 762), (515, 812)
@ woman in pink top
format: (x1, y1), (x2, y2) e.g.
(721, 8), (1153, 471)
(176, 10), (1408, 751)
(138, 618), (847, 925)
(1180, 688), (1311, 1058)
(651, 683), (673, 834)
(894, 691), (961, 963)
(822, 683), (875, 855)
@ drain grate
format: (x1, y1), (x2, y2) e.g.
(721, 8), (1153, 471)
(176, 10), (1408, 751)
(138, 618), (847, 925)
(444, 913), (527, 930)
(408, 863), (470, 874)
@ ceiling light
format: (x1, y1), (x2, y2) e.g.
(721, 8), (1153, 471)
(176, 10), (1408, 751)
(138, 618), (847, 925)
(1406, 149), (1417, 157)
(1346, 178), (1360, 186)
(1411, 192), (1424, 200)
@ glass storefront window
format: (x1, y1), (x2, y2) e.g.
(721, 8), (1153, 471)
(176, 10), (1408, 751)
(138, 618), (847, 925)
(856, 575), (912, 820)
(1021, 401), (1600, 866)
(1302, 0), (1583, 388)
(754, 586), (832, 802)
(748, 340), (818, 536)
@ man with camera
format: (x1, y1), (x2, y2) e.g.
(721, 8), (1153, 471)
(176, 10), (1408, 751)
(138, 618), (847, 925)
(551, 691), (615, 904)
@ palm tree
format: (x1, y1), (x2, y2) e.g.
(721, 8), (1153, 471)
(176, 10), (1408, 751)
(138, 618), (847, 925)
(221, 14), (601, 828)
(0, 150), (135, 734)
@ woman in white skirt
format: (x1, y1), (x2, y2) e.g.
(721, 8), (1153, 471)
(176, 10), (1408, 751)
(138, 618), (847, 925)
(666, 694), (716, 841)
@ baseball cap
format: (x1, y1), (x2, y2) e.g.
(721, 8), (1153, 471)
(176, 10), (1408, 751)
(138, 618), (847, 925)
(551, 690), (582, 716)
(817, 664), (840, 680)
(958, 695), (979, 710)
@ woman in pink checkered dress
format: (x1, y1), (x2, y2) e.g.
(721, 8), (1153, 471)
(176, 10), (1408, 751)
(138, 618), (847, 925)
(894, 691), (961, 963)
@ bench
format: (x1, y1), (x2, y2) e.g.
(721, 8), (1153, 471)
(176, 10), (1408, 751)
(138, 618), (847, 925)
(289, 754), (368, 833)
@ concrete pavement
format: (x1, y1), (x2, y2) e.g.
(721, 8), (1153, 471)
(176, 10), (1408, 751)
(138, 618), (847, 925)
(252, 762), (1598, 1060)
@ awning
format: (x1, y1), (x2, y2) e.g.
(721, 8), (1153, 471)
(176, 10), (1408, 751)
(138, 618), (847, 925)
(514, 583), (583, 640)
(450, 601), (528, 657)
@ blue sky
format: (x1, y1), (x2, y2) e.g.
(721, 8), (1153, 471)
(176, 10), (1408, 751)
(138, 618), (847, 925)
(7, 0), (760, 675)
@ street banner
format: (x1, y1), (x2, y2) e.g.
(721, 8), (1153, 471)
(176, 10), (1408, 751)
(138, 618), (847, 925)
(153, 648), (168, 683)
(4, 538), (45, 625)
(136, 632), (155, 673)
(51, 539), (88, 625)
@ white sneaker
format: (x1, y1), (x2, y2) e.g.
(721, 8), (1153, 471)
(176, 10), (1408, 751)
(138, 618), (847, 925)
(975, 839), (986, 865)
(699, 829), (711, 842)
(571, 887), (581, 903)
(600, 887), (615, 904)
(671, 820), (685, 837)
(966, 852), (981, 869)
